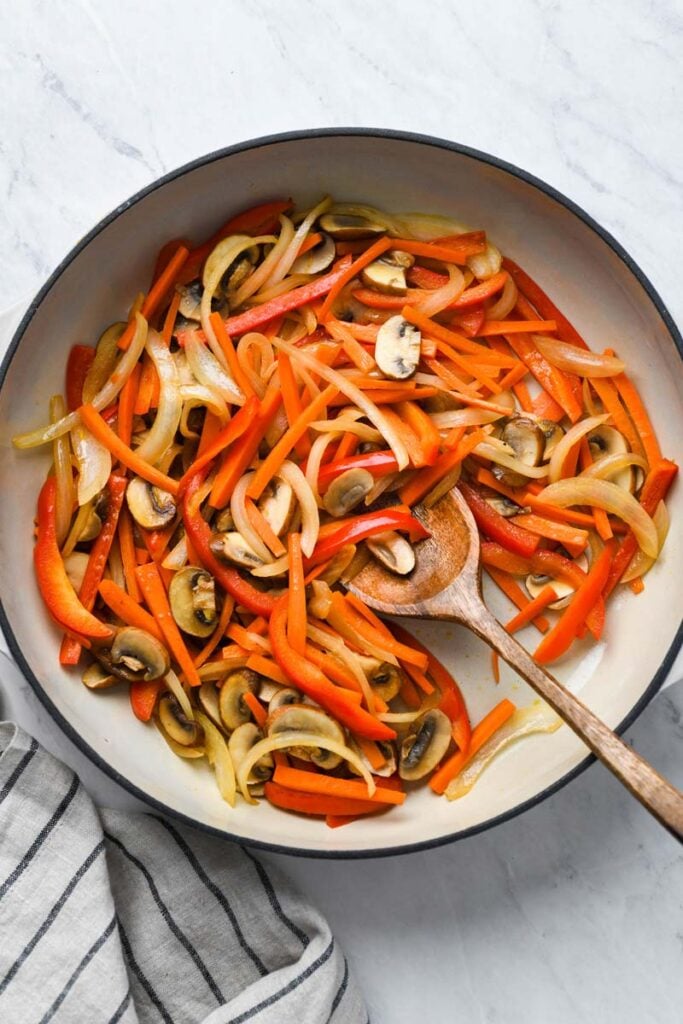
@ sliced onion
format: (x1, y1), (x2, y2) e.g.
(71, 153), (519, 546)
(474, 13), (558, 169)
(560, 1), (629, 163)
(236, 332), (275, 399)
(306, 622), (376, 712)
(162, 535), (188, 570)
(50, 395), (75, 545)
(107, 537), (126, 591)
(164, 669), (194, 722)
(247, 274), (313, 304)
(486, 274), (518, 320)
(431, 408), (504, 429)
(184, 330), (243, 405)
(364, 471), (401, 506)
(83, 322), (126, 402)
(548, 414), (609, 483)
(13, 313), (148, 448)
(273, 338), (410, 470)
(236, 730), (375, 805)
(414, 265), (464, 317)
(306, 431), (341, 506)
(265, 195), (331, 287)
(532, 335), (625, 378)
(329, 201), (403, 235)
(71, 424), (112, 506)
(620, 500), (670, 583)
(475, 440), (549, 479)
(310, 419), (381, 443)
(195, 710), (236, 807)
(179, 385), (229, 436)
(583, 378), (600, 417)
(230, 220), (294, 309)
(445, 701), (561, 800)
(466, 242), (502, 281)
(230, 472), (274, 564)
(251, 554), (290, 578)
(133, 330), (182, 466)
(539, 477), (658, 557)
(580, 451), (648, 482)
(277, 460), (320, 557)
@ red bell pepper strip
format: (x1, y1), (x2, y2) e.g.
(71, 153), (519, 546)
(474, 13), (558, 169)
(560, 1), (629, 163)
(316, 450), (400, 491)
(308, 509), (431, 567)
(65, 345), (95, 412)
(34, 477), (113, 641)
(269, 596), (396, 741)
(222, 255), (352, 337)
(265, 781), (394, 819)
(451, 271), (508, 309)
(450, 308), (486, 338)
(182, 471), (276, 618)
(534, 543), (614, 663)
(130, 679), (164, 722)
(502, 259), (589, 350)
(460, 482), (540, 558)
(60, 474), (128, 664)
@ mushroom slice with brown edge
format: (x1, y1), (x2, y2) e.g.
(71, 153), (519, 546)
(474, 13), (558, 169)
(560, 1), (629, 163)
(210, 531), (264, 569)
(526, 553), (588, 611)
(369, 662), (402, 702)
(361, 250), (414, 296)
(268, 687), (302, 713)
(219, 669), (261, 731)
(64, 552), (90, 593)
(587, 425), (634, 491)
(267, 703), (345, 769)
(291, 232), (335, 275)
(177, 280), (203, 321)
(319, 213), (385, 240)
(126, 476), (176, 529)
(169, 566), (217, 638)
(349, 737), (397, 778)
(484, 495), (525, 519)
(158, 692), (201, 747)
(375, 316), (421, 380)
(537, 419), (565, 460)
(228, 723), (274, 784)
(494, 417), (545, 487)
(323, 468), (374, 517)
(399, 709), (452, 781)
(82, 662), (118, 690)
(214, 508), (234, 532)
(366, 530), (415, 576)
(259, 479), (295, 536)
(96, 627), (170, 683)
(222, 249), (258, 298)
(198, 681), (222, 727)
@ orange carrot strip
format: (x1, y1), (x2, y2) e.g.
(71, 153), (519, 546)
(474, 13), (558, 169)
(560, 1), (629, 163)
(296, 231), (323, 257)
(434, 339), (503, 394)
(246, 653), (289, 686)
(119, 245), (189, 350)
(579, 438), (613, 541)
(134, 354), (157, 416)
(356, 737), (387, 771)
(179, 395), (259, 492)
(383, 237), (483, 265)
(509, 513), (589, 557)
(485, 567), (550, 633)
(245, 498), (286, 557)
(430, 698), (516, 794)
(226, 623), (268, 653)
(399, 428), (486, 507)
(478, 319), (556, 336)
(534, 543), (614, 663)
(243, 690), (268, 728)
(319, 236), (393, 321)
(193, 595), (235, 667)
(135, 562), (201, 686)
(273, 765), (405, 805)
(613, 371), (661, 466)
(328, 593), (428, 669)
(505, 333), (582, 422)
(98, 580), (165, 643)
(287, 533), (307, 655)
(246, 385), (338, 500)
(208, 312), (256, 398)
(117, 362), (141, 447)
(505, 585), (558, 633)
(79, 405), (179, 495)
(209, 387), (283, 508)
(498, 362), (529, 392)
(197, 410), (222, 458)
(404, 307), (515, 366)
(589, 377), (644, 457)
(402, 661), (436, 695)
(277, 351), (308, 458)
(161, 290), (182, 345)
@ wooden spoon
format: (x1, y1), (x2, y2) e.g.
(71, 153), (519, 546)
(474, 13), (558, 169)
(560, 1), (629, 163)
(348, 488), (683, 838)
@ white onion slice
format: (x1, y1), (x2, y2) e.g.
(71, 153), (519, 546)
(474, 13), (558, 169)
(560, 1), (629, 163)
(230, 220), (294, 308)
(13, 313), (148, 448)
(164, 669), (194, 722)
(162, 535), (188, 571)
(230, 472), (274, 564)
(306, 431), (341, 506)
(50, 395), (75, 545)
(200, 233), (275, 361)
(277, 460), (320, 557)
(466, 242), (502, 280)
(134, 330), (182, 466)
(265, 195), (331, 287)
(71, 424), (112, 506)
(184, 330), (243, 405)
(579, 451), (648, 482)
(539, 477), (658, 557)
(431, 409), (504, 429)
(414, 265), (464, 317)
(533, 335), (625, 378)
(195, 710), (236, 807)
(548, 414), (609, 483)
(620, 500), (670, 583)
(486, 274), (518, 320)
(475, 440), (549, 478)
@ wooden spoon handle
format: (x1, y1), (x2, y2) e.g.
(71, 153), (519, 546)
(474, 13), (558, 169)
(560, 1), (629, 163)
(469, 604), (683, 839)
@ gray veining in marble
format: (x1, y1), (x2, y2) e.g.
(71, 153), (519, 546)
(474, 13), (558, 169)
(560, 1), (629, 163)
(1, 2), (682, 1021)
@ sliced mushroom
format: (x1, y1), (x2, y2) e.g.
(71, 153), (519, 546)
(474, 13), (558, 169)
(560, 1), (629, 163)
(78, 509), (102, 542)
(317, 544), (358, 585)
(588, 425), (634, 491)
(82, 661), (118, 690)
(369, 662), (402, 702)
(198, 681), (223, 728)
(126, 476), (176, 529)
(366, 531), (415, 576)
(267, 703), (345, 769)
(221, 250), (257, 297)
(526, 553), (588, 611)
(219, 669), (260, 731)
(96, 627), (170, 683)
(64, 552), (90, 593)
(158, 692), (200, 746)
(177, 280), (203, 321)
(259, 479), (295, 536)
(375, 316), (421, 380)
(537, 419), (565, 460)
(323, 468), (374, 517)
(399, 709), (452, 781)
(484, 495), (525, 518)
(214, 508), (235, 532)
(268, 687), (301, 713)
(319, 213), (385, 240)
(210, 531), (264, 569)
(291, 232), (335, 275)
(361, 260), (407, 296)
(169, 567), (217, 637)
(494, 417), (545, 486)
(228, 723), (274, 782)
(349, 737), (397, 778)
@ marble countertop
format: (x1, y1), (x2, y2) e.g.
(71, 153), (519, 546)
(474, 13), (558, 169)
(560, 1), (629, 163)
(2, 2), (682, 1021)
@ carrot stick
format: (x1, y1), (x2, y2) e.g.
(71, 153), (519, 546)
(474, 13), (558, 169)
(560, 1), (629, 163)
(296, 231), (323, 257)
(356, 737), (387, 771)
(117, 362), (141, 447)
(179, 395), (259, 491)
(509, 513), (589, 557)
(504, 333), (582, 422)
(434, 338), (503, 393)
(498, 361), (530, 392)
(478, 319), (557, 336)
(193, 595), (235, 667)
(579, 438), (613, 540)
(382, 237), (484, 265)
(246, 384), (338, 500)
(613, 371), (661, 466)
(287, 533), (307, 655)
(119, 245), (189, 350)
(226, 623), (268, 653)
(245, 653), (289, 686)
(161, 290), (182, 345)
(273, 765), (405, 805)
(534, 543), (614, 663)
(209, 387), (283, 508)
(98, 580), (165, 643)
(319, 237), (393, 321)
(79, 404), (179, 495)
(430, 698), (516, 794)
(589, 377), (644, 457)
(135, 562), (201, 686)
(403, 307), (515, 365)
(245, 498), (286, 557)
(485, 567), (550, 633)
(265, 782), (391, 819)
(134, 354), (157, 415)
(277, 351), (308, 458)
(327, 593), (428, 669)
(399, 429), (486, 507)
(505, 585), (558, 633)
(209, 312), (256, 398)
(502, 258), (591, 350)
(243, 691), (268, 728)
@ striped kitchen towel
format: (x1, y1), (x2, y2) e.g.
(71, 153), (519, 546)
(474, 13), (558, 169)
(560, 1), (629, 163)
(0, 723), (367, 1024)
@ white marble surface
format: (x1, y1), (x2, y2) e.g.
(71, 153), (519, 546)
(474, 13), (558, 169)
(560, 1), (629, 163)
(1, 2), (682, 1021)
